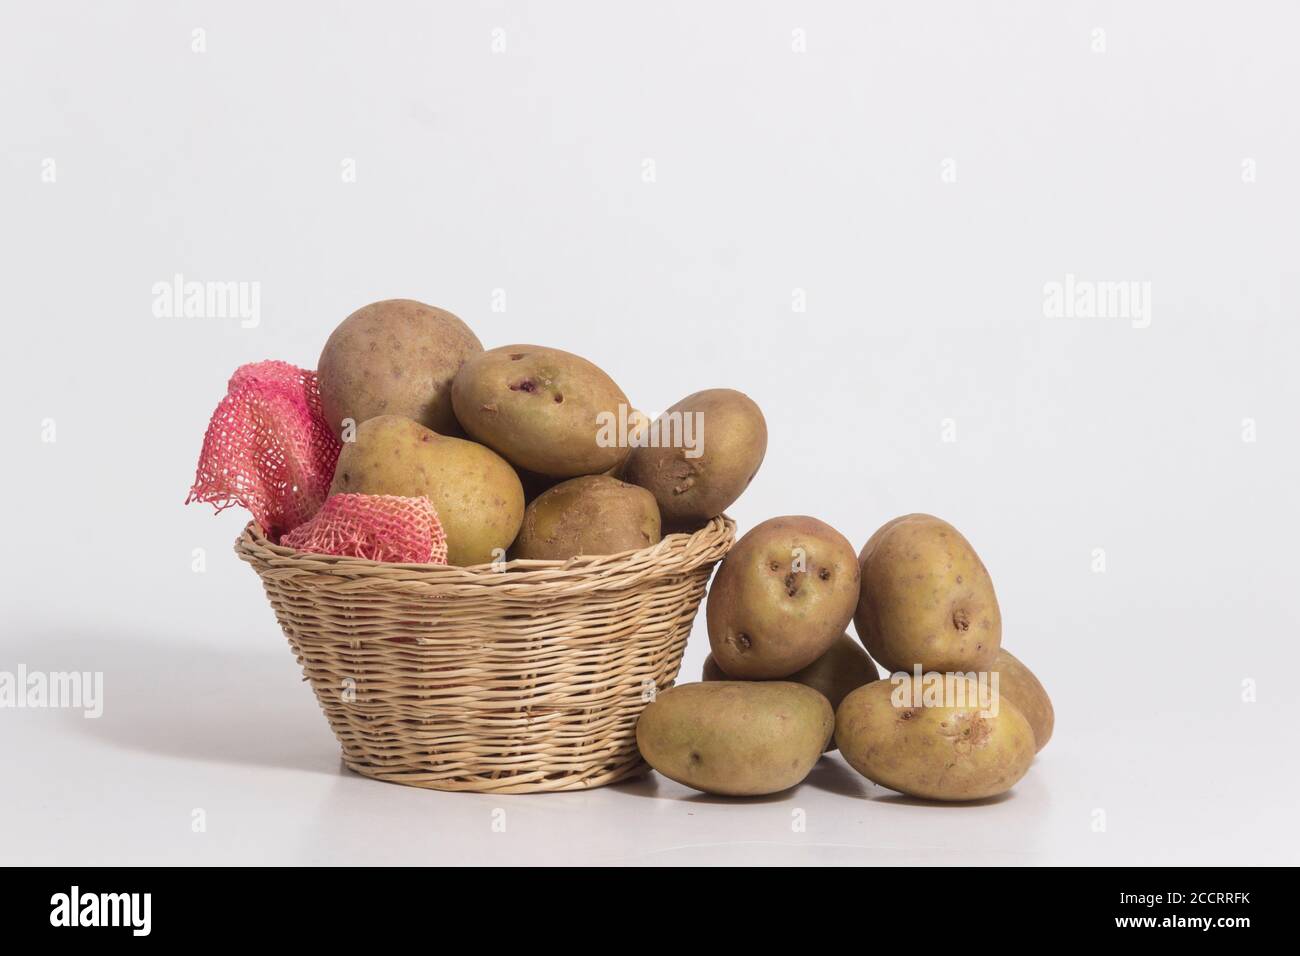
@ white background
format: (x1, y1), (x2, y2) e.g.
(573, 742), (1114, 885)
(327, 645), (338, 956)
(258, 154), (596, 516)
(2, 1), (1298, 865)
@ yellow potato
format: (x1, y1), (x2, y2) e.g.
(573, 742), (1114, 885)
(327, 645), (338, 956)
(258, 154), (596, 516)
(451, 345), (630, 478)
(854, 514), (1001, 672)
(992, 649), (1054, 752)
(636, 682), (833, 796)
(329, 415), (523, 567)
(835, 677), (1035, 801)
(707, 516), (860, 679)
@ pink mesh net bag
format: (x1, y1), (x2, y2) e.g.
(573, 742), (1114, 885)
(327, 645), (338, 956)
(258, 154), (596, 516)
(188, 359), (449, 564)
(281, 493), (448, 564)
(186, 360), (342, 539)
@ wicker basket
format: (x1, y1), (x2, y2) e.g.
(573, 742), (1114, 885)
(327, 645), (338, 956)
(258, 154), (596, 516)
(236, 516), (735, 793)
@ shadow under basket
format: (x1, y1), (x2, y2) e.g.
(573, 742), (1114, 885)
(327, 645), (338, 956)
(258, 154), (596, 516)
(236, 516), (735, 794)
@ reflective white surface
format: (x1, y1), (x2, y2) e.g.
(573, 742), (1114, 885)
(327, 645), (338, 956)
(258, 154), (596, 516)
(2, 620), (1294, 866)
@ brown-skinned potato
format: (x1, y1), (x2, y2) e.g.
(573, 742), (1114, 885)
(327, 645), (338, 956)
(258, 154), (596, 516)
(329, 415), (523, 567)
(451, 345), (630, 478)
(513, 475), (661, 561)
(854, 514), (1001, 673)
(706, 516), (860, 679)
(636, 682), (833, 796)
(318, 299), (482, 438)
(835, 677), (1035, 801)
(622, 389), (766, 528)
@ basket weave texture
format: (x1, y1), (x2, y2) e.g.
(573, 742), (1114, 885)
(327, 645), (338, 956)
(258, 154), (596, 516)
(236, 516), (735, 793)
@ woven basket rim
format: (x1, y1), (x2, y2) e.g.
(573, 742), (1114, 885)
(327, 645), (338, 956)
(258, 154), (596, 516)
(235, 514), (735, 592)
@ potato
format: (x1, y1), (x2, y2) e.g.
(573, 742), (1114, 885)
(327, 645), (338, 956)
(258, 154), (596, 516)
(329, 415), (524, 566)
(707, 516), (860, 679)
(703, 634), (878, 709)
(622, 389), (766, 528)
(517, 443), (636, 504)
(854, 514), (1001, 673)
(318, 299), (482, 437)
(513, 475), (661, 560)
(451, 345), (630, 478)
(636, 682), (833, 796)
(835, 677), (1035, 801)
(703, 634), (880, 752)
(992, 649), (1054, 752)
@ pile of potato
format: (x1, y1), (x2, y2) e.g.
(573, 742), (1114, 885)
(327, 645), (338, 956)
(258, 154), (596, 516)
(638, 513), (1055, 802)
(316, 299), (767, 566)
(315, 298), (1053, 804)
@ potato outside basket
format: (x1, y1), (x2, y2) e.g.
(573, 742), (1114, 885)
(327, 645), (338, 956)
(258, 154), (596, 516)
(236, 515), (735, 793)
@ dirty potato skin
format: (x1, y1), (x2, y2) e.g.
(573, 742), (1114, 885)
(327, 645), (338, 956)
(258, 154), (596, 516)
(706, 516), (860, 679)
(622, 389), (766, 528)
(318, 299), (482, 437)
(451, 345), (630, 478)
(991, 649), (1054, 752)
(636, 682), (834, 796)
(513, 475), (661, 561)
(835, 678), (1035, 801)
(704, 633), (880, 752)
(329, 415), (524, 567)
(854, 514), (1002, 673)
